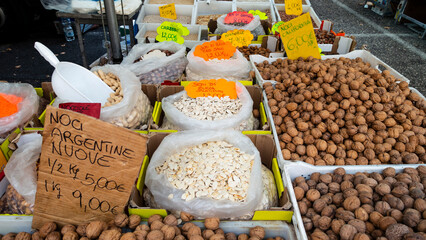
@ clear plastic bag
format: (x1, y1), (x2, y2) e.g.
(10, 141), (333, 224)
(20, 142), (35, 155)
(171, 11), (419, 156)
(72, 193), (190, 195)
(4, 133), (42, 207)
(5, 185), (34, 215)
(121, 42), (188, 84)
(186, 48), (251, 81)
(54, 65), (152, 129)
(0, 83), (39, 137)
(161, 81), (253, 130)
(145, 130), (263, 218)
(215, 15), (265, 39)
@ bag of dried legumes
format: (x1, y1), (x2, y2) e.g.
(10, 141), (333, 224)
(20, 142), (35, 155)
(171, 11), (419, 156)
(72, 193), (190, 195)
(121, 41), (188, 84)
(54, 65), (152, 129)
(161, 81), (256, 130)
(215, 14), (265, 39)
(145, 130), (263, 219)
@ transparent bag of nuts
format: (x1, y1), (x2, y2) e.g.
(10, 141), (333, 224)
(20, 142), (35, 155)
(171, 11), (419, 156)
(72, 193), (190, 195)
(186, 48), (251, 81)
(215, 14), (265, 39)
(143, 164), (277, 220)
(145, 130), (263, 218)
(121, 41), (188, 84)
(161, 81), (256, 130)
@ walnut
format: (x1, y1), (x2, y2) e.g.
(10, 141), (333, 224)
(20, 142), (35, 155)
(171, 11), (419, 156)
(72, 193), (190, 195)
(310, 230), (329, 240)
(321, 205), (335, 217)
(189, 236), (203, 240)
(401, 195), (415, 208)
(2, 233), (16, 240)
(173, 236), (185, 240)
(76, 224), (88, 237)
(378, 216), (397, 231)
(370, 211), (384, 227)
(161, 225), (175, 240)
(306, 189), (321, 202)
(339, 224), (358, 240)
(237, 234), (249, 240)
(202, 230), (214, 239)
(147, 230), (164, 240)
(343, 196), (361, 211)
(336, 209), (355, 222)
(215, 229), (224, 235)
(225, 233), (237, 240)
(403, 208), (421, 227)
(187, 226), (201, 237)
(418, 220), (426, 232)
(331, 219), (345, 235)
(135, 225), (150, 232)
(151, 220), (165, 231)
(163, 215), (178, 226)
(128, 215), (142, 229)
(318, 216), (332, 230)
(303, 217), (313, 231)
(45, 232), (61, 240)
(31, 232), (42, 240)
(249, 227), (265, 239)
(60, 225), (76, 235)
(414, 198), (426, 212)
(389, 209), (404, 222)
(115, 214), (129, 228)
(355, 208), (369, 221)
(15, 233), (31, 240)
(86, 221), (107, 239)
(180, 212), (194, 222)
(205, 218), (220, 230)
(39, 222), (57, 238)
(173, 227), (181, 236)
(294, 187), (305, 201)
(148, 215), (163, 225)
(353, 233), (369, 240)
(63, 232), (79, 240)
(410, 188), (425, 199)
(375, 201), (391, 215)
(134, 230), (148, 240)
(99, 230), (121, 240)
(375, 183), (391, 196)
(182, 223), (196, 233)
(209, 234), (225, 240)
(385, 224), (411, 240)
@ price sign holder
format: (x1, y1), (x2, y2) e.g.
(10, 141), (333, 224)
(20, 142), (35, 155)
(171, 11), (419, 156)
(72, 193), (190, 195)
(185, 79), (237, 99)
(277, 12), (321, 60)
(156, 21), (189, 44)
(32, 106), (147, 228)
(221, 30), (253, 47)
(193, 40), (236, 61)
(159, 3), (177, 20)
(285, 0), (303, 16)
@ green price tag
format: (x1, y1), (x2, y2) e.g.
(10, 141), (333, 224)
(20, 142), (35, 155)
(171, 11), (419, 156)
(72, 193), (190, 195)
(248, 10), (268, 20)
(156, 22), (189, 44)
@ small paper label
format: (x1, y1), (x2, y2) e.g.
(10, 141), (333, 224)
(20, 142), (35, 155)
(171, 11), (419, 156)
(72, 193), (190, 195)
(59, 103), (101, 119)
(248, 10), (268, 20)
(285, 0), (303, 15)
(193, 40), (236, 61)
(221, 29), (253, 47)
(224, 11), (254, 25)
(159, 3), (177, 20)
(185, 79), (237, 99)
(277, 13), (321, 60)
(156, 21), (189, 44)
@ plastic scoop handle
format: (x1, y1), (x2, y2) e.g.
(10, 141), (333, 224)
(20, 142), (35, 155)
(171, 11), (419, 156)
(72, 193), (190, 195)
(34, 42), (60, 67)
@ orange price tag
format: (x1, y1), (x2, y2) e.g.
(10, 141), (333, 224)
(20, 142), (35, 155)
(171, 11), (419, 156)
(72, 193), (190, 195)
(278, 13), (320, 60)
(159, 3), (177, 20)
(185, 79), (237, 99)
(193, 40), (236, 61)
(224, 11), (254, 25)
(285, 0), (303, 15)
(221, 29), (253, 47)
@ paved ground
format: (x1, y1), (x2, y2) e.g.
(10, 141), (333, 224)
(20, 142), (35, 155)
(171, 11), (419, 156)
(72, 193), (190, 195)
(0, 0), (425, 95)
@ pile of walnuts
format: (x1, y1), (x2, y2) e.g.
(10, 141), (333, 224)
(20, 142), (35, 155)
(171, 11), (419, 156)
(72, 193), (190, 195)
(314, 30), (336, 44)
(259, 57), (426, 165)
(0, 213), (285, 240)
(293, 166), (426, 240)
(238, 46), (272, 61)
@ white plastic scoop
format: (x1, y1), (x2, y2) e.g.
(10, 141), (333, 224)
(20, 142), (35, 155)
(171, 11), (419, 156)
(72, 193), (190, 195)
(34, 42), (113, 104)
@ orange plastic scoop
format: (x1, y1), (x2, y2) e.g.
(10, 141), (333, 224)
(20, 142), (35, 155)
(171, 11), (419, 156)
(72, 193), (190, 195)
(0, 93), (22, 118)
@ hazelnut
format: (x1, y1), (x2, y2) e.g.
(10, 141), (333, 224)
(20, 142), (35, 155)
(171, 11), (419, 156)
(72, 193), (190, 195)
(163, 215), (178, 226)
(15, 233), (31, 240)
(249, 227), (265, 239)
(180, 212), (194, 222)
(39, 222), (57, 238)
(147, 230), (164, 240)
(205, 218), (220, 230)
(148, 215), (163, 225)
(115, 214), (129, 228)
(129, 215), (142, 229)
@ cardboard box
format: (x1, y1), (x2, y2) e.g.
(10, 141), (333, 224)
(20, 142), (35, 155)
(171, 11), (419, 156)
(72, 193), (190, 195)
(149, 85), (271, 134)
(128, 133), (293, 222)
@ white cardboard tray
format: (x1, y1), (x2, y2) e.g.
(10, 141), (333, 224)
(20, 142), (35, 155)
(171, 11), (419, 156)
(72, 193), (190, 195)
(193, 1), (234, 25)
(235, 2), (278, 23)
(283, 162), (423, 240)
(136, 4), (196, 25)
(274, 5), (321, 28)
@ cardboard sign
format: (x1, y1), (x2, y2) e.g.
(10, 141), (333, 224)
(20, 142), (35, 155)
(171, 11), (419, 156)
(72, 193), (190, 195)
(224, 11), (254, 25)
(156, 22), (189, 44)
(185, 79), (237, 99)
(285, 0), (303, 15)
(59, 103), (101, 119)
(193, 40), (236, 61)
(32, 106), (147, 228)
(159, 3), (177, 20)
(248, 10), (268, 20)
(278, 13), (321, 60)
(221, 29), (253, 47)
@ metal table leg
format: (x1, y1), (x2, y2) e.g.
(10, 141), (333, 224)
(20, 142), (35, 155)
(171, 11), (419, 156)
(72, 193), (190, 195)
(129, 21), (136, 47)
(74, 19), (88, 68)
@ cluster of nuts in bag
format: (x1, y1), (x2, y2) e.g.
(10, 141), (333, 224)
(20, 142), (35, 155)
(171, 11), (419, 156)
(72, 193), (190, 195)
(0, 214), (285, 240)
(294, 166), (426, 240)
(259, 57), (426, 165)
(0, 185), (33, 215)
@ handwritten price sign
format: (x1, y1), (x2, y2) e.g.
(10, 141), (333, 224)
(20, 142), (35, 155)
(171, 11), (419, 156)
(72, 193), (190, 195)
(285, 0), (303, 15)
(159, 3), (177, 20)
(32, 106), (147, 228)
(185, 79), (237, 99)
(193, 40), (236, 61)
(221, 29), (253, 47)
(277, 13), (320, 60)
(156, 21), (189, 44)
(224, 11), (254, 25)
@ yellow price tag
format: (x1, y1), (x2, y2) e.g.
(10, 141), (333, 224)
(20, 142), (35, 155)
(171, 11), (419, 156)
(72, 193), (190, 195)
(156, 21), (189, 44)
(285, 0), (303, 15)
(159, 3), (177, 20)
(278, 13), (321, 60)
(248, 10), (268, 20)
(221, 29), (254, 47)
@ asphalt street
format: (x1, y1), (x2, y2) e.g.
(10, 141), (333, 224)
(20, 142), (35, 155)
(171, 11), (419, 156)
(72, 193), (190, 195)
(0, 0), (425, 95)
